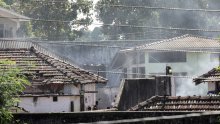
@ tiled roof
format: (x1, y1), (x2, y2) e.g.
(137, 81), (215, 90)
(0, 47), (107, 93)
(193, 68), (220, 85)
(129, 96), (220, 111)
(121, 34), (220, 52)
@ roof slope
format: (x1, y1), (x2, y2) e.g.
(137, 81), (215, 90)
(0, 7), (30, 21)
(0, 47), (107, 93)
(129, 96), (220, 111)
(122, 34), (220, 52)
(193, 68), (220, 85)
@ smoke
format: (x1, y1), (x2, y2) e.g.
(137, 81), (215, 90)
(175, 57), (219, 96)
(175, 78), (207, 96)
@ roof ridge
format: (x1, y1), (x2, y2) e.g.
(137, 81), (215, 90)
(0, 7), (30, 20)
(136, 34), (190, 49)
(130, 34), (220, 52)
(186, 34), (219, 41)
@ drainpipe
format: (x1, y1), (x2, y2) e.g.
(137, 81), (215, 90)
(80, 84), (85, 111)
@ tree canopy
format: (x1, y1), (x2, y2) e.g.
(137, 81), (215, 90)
(95, 0), (219, 40)
(1, 0), (93, 41)
(0, 60), (29, 123)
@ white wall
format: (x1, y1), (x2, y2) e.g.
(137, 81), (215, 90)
(19, 96), (80, 113)
(84, 83), (96, 110)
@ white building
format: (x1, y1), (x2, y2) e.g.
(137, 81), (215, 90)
(112, 34), (220, 96)
(0, 7), (29, 38)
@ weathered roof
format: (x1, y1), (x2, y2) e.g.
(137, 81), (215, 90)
(129, 96), (220, 111)
(0, 47), (107, 93)
(193, 68), (220, 85)
(121, 34), (220, 52)
(0, 7), (30, 21)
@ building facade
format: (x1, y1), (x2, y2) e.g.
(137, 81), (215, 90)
(113, 35), (220, 96)
(0, 41), (107, 113)
(0, 7), (29, 38)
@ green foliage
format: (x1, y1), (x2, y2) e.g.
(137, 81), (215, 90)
(0, 60), (29, 123)
(216, 66), (220, 72)
(95, 0), (212, 40)
(10, 0), (93, 41)
(96, 0), (154, 40)
(77, 27), (105, 41)
(0, 0), (10, 9)
(17, 21), (33, 38)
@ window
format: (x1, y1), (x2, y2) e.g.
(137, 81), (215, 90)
(5, 27), (12, 38)
(0, 24), (4, 38)
(123, 68), (127, 78)
(138, 67), (145, 78)
(53, 96), (58, 102)
(132, 67), (137, 78)
(149, 52), (186, 63)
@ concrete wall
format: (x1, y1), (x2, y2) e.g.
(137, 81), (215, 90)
(84, 83), (96, 110)
(115, 78), (171, 111)
(19, 96), (80, 113)
(96, 87), (119, 109)
(14, 111), (215, 124)
(116, 79), (155, 111)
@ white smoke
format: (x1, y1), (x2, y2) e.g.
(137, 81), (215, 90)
(175, 59), (219, 96)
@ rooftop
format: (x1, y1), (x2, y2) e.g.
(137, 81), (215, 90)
(121, 34), (220, 52)
(129, 96), (220, 111)
(193, 68), (220, 85)
(0, 7), (30, 21)
(0, 43), (107, 94)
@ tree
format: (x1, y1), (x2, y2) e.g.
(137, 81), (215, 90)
(0, 60), (29, 123)
(0, 0), (10, 9)
(96, 0), (155, 40)
(7, 0), (93, 41)
(76, 27), (106, 41)
(95, 0), (212, 40)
